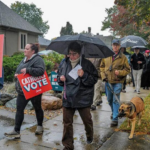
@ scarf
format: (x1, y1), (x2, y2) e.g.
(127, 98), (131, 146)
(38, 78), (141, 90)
(70, 57), (80, 68)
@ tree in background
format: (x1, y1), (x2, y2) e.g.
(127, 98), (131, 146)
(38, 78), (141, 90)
(11, 1), (50, 35)
(60, 22), (74, 36)
(101, 0), (150, 44)
(101, 5), (118, 36)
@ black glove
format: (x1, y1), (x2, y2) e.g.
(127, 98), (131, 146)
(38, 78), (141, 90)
(103, 78), (108, 82)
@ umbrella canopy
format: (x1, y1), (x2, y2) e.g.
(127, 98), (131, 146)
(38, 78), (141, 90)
(120, 35), (147, 48)
(46, 34), (114, 58)
(131, 46), (147, 52)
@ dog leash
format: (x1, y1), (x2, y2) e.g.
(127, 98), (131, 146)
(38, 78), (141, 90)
(106, 82), (121, 105)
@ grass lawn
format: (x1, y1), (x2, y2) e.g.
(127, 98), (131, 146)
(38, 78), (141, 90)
(118, 94), (150, 135)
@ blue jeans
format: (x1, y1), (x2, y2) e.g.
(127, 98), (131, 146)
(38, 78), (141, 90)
(105, 82), (122, 121)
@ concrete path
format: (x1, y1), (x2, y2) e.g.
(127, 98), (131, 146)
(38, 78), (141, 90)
(0, 86), (150, 150)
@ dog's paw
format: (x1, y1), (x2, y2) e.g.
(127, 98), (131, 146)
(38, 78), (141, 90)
(128, 136), (133, 140)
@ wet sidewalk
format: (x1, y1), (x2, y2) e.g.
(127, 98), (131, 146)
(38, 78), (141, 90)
(0, 86), (150, 150)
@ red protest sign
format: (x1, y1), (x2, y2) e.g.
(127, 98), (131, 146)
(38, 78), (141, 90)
(17, 71), (52, 100)
(0, 34), (4, 78)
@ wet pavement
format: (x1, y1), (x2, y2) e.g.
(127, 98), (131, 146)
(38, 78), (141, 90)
(0, 86), (150, 150)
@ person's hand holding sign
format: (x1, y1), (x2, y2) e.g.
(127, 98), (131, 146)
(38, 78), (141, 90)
(60, 75), (66, 82)
(78, 69), (84, 77)
(21, 68), (27, 75)
(14, 74), (18, 78)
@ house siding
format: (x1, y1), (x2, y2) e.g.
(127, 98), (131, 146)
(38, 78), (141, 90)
(5, 30), (18, 56)
(0, 28), (39, 56)
(28, 34), (38, 44)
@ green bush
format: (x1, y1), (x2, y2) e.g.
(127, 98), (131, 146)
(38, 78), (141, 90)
(3, 53), (24, 81)
(43, 52), (64, 64)
(44, 59), (54, 76)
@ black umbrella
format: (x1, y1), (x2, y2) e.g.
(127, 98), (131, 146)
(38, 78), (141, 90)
(120, 35), (147, 48)
(46, 34), (114, 58)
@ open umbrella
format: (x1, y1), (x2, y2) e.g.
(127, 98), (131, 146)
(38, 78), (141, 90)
(120, 35), (147, 48)
(46, 34), (114, 58)
(131, 46), (147, 52)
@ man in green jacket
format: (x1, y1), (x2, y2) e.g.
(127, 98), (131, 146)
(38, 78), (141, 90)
(100, 39), (130, 126)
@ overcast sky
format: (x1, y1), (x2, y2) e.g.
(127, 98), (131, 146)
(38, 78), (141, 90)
(1, 0), (115, 40)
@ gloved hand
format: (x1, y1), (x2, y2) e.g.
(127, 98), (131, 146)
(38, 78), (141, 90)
(103, 78), (108, 82)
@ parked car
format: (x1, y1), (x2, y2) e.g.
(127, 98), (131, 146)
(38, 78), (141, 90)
(38, 50), (53, 56)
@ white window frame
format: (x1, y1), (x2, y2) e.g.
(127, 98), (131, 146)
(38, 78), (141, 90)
(19, 32), (27, 51)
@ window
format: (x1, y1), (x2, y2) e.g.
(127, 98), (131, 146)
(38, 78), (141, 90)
(19, 32), (27, 50)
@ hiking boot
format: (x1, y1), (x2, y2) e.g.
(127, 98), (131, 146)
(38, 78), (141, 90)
(35, 126), (43, 135)
(97, 101), (102, 106)
(86, 137), (93, 144)
(91, 105), (96, 111)
(4, 130), (20, 139)
(110, 121), (118, 127)
(137, 91), (140, 94)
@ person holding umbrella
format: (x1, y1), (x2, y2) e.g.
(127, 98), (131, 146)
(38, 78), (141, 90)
(130, 47), (146, 94)
(100, 39), (130, 127)
(141, 50), (150, 90)
(57, 42), (98, 150)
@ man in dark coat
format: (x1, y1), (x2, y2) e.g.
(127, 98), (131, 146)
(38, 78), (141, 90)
(141, 50), (150, 89)
(57, 42), (98, 150)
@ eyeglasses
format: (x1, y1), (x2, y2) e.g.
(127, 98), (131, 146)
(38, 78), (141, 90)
(68, 52), (77, 56)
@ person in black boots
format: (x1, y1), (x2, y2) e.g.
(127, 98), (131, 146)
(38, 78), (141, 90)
(141, 50), (150, 90)
(130, 47), (146, 94)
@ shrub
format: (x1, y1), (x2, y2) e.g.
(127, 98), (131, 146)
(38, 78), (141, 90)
(3, 53), (24, 81)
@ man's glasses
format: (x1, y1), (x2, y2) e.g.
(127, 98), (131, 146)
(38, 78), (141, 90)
(68, 52), (77, 56)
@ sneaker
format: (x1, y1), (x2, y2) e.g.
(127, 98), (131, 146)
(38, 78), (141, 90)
(122, 89), (126, 93)
(4, 130), (20, 139)
(86, 137), (93, 144)
(110, 121), (118, 127)
(35, 126), (43, 135)
(137, 91), (140, 94)
(91, 105), (96, 111)
(97, 101), (102, 106)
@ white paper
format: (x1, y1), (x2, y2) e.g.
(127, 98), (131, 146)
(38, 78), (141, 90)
(68, 64), (82, 80)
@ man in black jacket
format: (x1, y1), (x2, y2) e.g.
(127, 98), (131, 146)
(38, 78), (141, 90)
(130, 47), (146, 94)
(57, 42), (98, 150)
